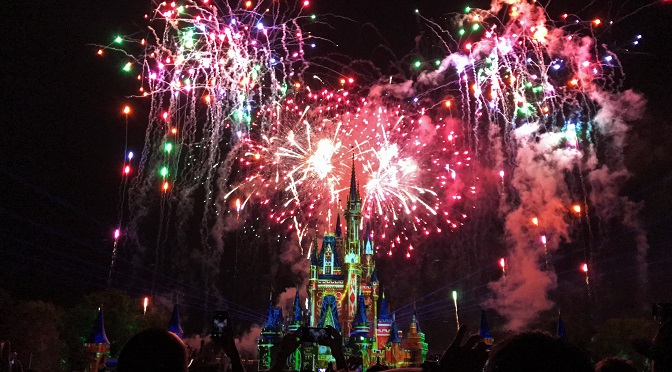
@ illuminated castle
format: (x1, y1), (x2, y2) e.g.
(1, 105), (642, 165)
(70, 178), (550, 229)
(258, 162), (428, 371)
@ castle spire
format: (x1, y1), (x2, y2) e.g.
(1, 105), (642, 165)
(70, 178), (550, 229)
(479, 310), (494, 346)
(388, 313), (400, 344)
(364, 222), (373, 255)
(351, 292), (369, 335)
(168, 304), (184, 339)
(379, 292), (391, 323)
(349, 155), (357, 202)
(85, 307), (109, 345)
(556, 313), (567, 341)
(264, 295), (275, 329)
(334, 213), (342, 237)
(293, 289), (302, 323)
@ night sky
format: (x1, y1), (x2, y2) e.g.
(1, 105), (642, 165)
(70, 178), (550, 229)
(2, 0), (672, 351)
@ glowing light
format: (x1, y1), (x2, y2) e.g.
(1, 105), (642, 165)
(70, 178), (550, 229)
(123, 106), (131, 115)
(541, 235), (547, 245)
(593, 19), (601, 26)
(413, 60), (422, 69)
(245, 0), (252, 8)
(124, 165), (131, 175)
(114, 36), (123, 44)
(114, 228), (120, 240)
(97, 49), (104, 56)
(572, 204), (581, 214)
(452, 290), (457, 301)
(143, 297), (149, 315)
(499, 258), (505, 268)
(444, 100), (452, 108)
(122, 62), (132, 72)
(499, 170), (504, 178)
(162, 181), (170, 191)
(127, 152), (134, 160)
(532, 217), (539, 226)
(160, 166), (169, 177)
(581, 263), (588, 273)
(164, 143), (173, 153)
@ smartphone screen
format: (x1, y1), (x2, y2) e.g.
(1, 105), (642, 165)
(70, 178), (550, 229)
(301, 327), (327, 343)
(212, 310), (230, 339)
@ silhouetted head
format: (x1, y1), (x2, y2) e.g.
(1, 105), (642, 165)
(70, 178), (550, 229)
(594, 357), (637, 372)
(484, 331), (592, 372)
(117, 328), (188, 372)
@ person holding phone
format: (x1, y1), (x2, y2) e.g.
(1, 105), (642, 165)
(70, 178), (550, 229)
(211, 311), (246, 372)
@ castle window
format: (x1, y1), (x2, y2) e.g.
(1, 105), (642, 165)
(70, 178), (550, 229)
(324, 248), (333, 275)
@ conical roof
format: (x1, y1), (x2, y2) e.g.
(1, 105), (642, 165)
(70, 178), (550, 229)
(556, 314), (567, 341)
(378, 293), (391, 323)
(292, 289), (302, 323)
(334, 214), (342, 237)
(479, 310), (493, 345)
(85, 307), (110, 345)
(168, 305), (184, 338)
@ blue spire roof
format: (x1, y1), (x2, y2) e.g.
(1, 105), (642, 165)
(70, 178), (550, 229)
(388, 315), (400, 343)
(275, 307), (283, 327)
(318, 235), (339, 268)
(264, 299), (276, 329)
(349, 156), (357, 201)
(292, 289), (302, 323)
(479, 310), (493, 346)
(168, 305), (184, 339)
(557, 314), (567, 341)
(371, 268), (379, 283)
(85, 307), (109, 344)
(351, 293), (369, 334)
(334, 214), (342, 237)
(378, 293), (391, 323)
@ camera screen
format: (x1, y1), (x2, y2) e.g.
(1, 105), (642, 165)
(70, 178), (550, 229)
(212, 311), (229, 338)
(302, 327), (327, 343)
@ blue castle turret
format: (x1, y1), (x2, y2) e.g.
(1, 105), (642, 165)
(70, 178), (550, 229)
(168, 305), (184, 339)
(557, 314), (567, 341)
(288, 289), (303, 331)
(351, 292), (369, 336)
(84, 307), (110, 372)
(479, 310), (494, 346)
(86, 307), (109, 345)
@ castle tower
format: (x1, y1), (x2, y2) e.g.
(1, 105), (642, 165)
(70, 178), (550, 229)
(334, 213), (344, 259)
(343, 158), (362, 335)
(168, 305), (184, 339)
(376, 293), (392, 349)
(371, 268), (380, 349)
(479, 310), (494, 346)
(362, 222), (375, 282)
(309, 235), (319, 326)
(288, 289), (303, 332)
(404, 311), (428, 366)
(258, 297), (283, 370)
(83, 307), (110, 372)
